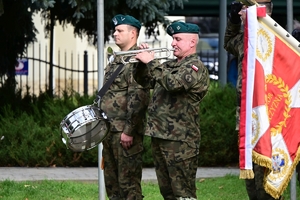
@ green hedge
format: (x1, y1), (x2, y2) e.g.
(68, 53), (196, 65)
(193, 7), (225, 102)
(0, 83), (238, 167)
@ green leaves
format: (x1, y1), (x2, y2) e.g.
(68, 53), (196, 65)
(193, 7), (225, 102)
(31, 0), (56, 9)
(198, 83), (238, 166)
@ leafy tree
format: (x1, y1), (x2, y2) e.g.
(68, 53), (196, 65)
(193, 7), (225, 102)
(42, 0), (186, 44)
(0, 0), (185, 97)
(0, 0), (54, 87)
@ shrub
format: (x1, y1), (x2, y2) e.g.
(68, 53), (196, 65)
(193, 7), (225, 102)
(199, 83), (238, 166)
(0, 84), (239, 167)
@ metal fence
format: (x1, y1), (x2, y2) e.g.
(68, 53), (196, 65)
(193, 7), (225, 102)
(15, 43), (99, 97)
(12, 41), (222, 98)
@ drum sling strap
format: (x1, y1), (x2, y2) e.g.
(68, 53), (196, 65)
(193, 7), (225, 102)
(83, 58), (131, 148)
(93, 57), (131, 104)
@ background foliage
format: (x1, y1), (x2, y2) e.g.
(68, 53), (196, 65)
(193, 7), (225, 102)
(0, 0), (185, 79)
(0, 83), (238, 167)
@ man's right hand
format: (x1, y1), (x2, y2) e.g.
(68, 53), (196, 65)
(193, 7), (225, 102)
(135, 43), (154, 64)
(229, 1), (243, 24)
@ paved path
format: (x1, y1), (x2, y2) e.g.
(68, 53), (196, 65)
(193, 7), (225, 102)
(0, 167), (239, 182)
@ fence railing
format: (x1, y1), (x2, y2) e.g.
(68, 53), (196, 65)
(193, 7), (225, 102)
(15, 43), (99, 97)
(12, 41), (221, 98)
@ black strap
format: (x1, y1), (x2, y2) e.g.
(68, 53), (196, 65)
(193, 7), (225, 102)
(93, 57), (130, 104)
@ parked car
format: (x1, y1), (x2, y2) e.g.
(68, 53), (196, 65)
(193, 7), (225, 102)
(197, 33), (219, 80)
(197, 33), (238, 85)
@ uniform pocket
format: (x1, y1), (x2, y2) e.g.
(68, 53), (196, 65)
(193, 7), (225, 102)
(174, 146), (198, 162)
(122, 142), (144, 157)
(160, 140), (198, 163)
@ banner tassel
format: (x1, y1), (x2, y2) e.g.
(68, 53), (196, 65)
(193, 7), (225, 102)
(239, 169), (254, 179)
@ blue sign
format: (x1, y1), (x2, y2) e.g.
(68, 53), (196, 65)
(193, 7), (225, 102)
(15, 59), (28, 75)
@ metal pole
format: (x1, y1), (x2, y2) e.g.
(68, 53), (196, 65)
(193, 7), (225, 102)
(287, 1), (296, 198)
(97, 0), (105, 199)
(218, 0), (227, 86)
(291, 171), (297, 200)
(287, 0), (293, 33)
(84, 51), (88, 96)
(286, 1), (296, 198)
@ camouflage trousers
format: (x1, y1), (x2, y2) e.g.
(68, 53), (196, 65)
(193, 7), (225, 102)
(245, 163), (281, 200)
(102, 131), (144, 200)
(151, 137), (198, 200)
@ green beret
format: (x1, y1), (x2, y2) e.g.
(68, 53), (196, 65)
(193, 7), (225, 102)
(167, 22), (200, 36)
(111, 14), (141, 30)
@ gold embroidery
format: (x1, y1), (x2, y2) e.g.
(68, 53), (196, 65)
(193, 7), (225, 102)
(265, 74), (291, 136)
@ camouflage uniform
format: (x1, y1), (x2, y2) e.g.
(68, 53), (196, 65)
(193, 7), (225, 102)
(224, 20), (279, 200)
(100, 45), (149, 200)
(134, 53), (209, 199)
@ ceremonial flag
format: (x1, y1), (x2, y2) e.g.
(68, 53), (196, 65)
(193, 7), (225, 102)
(240, 5), (300, 198)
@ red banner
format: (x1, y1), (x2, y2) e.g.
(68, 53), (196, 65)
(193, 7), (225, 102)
(240, 5), (300, 198)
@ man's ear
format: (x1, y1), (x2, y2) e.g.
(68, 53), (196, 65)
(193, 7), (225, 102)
(131, 29), (138, 39)
(190, 37), (196, 48)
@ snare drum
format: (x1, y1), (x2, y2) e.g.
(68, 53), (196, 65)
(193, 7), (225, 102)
(60, 105), (110, 152)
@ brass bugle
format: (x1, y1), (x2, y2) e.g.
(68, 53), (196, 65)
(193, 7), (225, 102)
(114, 48), (175, 64)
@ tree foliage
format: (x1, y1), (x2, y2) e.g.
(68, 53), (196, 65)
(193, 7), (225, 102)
(0, 0), (185, 90)
(42, 0), (186, 44)
(0, 0), (54, 77)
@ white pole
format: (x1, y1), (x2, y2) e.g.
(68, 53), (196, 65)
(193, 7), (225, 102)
(218, 0), (227, 86)
(97, 0), (105, 199)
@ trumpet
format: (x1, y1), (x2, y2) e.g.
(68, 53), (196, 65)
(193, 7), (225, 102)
(114, 48), (175, 64)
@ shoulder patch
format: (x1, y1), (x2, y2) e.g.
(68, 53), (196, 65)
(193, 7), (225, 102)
(184, 73), (193, 83)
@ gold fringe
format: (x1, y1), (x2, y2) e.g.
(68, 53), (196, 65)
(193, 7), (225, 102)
(239, 169), (254, 179)
(252, 150), (273, 170)
(240, 146), (300, 197)
(262, 147), (300, 199)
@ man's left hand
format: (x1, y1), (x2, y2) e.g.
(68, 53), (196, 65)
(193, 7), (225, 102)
(120, 133), (133, 150)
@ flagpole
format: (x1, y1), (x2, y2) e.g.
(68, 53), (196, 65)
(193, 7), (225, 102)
(218, 0), (227, 86)
(97, 0), (105, 199)
(286, 0), (293, 33)
(286, 1), (296, 198)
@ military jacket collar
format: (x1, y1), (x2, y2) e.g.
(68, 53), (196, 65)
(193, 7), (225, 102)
(168, 53), (199, 67)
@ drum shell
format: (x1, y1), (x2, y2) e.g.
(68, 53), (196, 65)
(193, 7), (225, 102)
(60, 105), (110, 152)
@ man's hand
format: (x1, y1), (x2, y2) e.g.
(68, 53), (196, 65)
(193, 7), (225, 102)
(135, 51), (155, 64)
(292, 29), (300, 42)
(229, 1), (243, 24)
(135, 43), (154, 64)
(120, 133), (133, 150)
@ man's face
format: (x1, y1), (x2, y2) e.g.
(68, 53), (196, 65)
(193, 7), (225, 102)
(113, 24), (132, 48)
(238, 5), (248, 24)
(171, 33), (194, 59)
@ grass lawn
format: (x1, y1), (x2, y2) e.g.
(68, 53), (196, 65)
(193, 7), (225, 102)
(0, 175), (299, 199)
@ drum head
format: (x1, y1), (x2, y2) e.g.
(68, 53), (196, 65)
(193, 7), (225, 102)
(60, 105), (110, 152)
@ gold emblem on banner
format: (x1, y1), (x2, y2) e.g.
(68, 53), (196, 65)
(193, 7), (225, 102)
(269, 148), (288, 181)
(252, 112), (260, 145)
(256, 28), (272, 62)
(265, 74), (291, 136)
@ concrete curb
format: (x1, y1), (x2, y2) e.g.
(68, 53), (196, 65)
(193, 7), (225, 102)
(0, 167), (239, 182)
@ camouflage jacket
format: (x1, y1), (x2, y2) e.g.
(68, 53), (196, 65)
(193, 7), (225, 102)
(224, 19), (244, 104)
(134, 53), (209, 149)
(99, 46), (150, 136)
